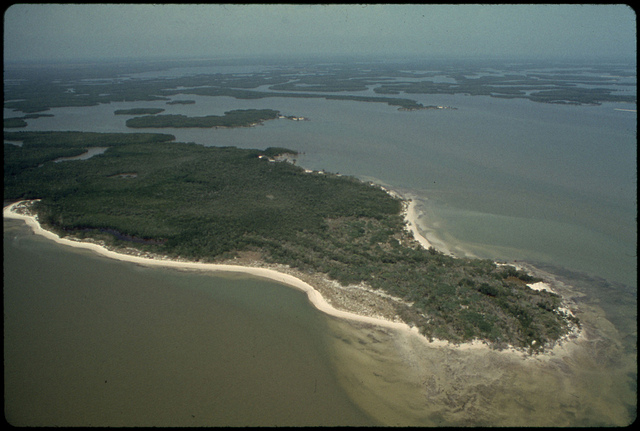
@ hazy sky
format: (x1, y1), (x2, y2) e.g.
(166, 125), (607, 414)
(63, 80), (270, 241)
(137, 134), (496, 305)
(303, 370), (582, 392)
(3, 4), (636, 62)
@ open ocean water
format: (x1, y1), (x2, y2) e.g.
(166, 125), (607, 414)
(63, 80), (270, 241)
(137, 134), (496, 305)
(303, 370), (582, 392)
(4, 59), (637, 425)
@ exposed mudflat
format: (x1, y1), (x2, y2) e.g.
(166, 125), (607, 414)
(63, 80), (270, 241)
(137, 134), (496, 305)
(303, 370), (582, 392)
(322, 275), (636, 427)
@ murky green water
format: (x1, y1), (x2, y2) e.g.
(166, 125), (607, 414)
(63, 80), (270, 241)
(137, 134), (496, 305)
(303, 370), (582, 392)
(4, 219), (377, 426)
(323, 286), (637, 426)
(5, 215), (636, 426)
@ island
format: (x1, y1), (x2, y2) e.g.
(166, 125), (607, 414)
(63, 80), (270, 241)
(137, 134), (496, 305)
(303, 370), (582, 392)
(4, 130), (580, 353)
(125, 109), (281, 128)
(166, 99), (196, 105)
(280, 114), (310, 121)
(4, 113), (55, 128)
(3, 58), (634, 115)
(114, 108), (165, 115)
(4, 117), (29, 128)
(398, 105), (457, 111)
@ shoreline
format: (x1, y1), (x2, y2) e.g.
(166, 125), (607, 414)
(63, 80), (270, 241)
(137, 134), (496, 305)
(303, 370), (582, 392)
(3, 200), (582, 360)
(403, 199), (433, 250)
(3, 200), (422, 331)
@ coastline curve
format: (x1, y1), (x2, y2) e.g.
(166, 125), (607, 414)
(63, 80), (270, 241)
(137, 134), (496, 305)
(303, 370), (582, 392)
(4, 200), (581, 360)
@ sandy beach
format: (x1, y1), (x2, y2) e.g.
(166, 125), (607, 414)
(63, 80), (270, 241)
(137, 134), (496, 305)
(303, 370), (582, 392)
(4, 200), (421, 332)
(404, 199), (433, 250)
(3, 200), (581, 359)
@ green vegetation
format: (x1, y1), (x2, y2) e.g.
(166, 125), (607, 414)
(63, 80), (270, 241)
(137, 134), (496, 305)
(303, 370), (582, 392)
(166, 99), (196, 105)
(158, 86), (427, 110)
(2, 64), (427, 114)
(4, 131), (176, 178)
(4, 131), (577, 352)
(5, 59), (632, 117)
(4, 113), (55, 128)
(125, 109), (280, 128)
(372, 72), (636, 105)
(4, 118), (28, 128)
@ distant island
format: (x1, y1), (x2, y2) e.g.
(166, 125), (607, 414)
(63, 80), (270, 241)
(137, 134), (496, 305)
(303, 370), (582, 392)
(398, 105), (457, 111)
(4, 130), (579, 353)
(4, 59), (634, 115)
(114, 108), (165, 115)
(279, 114), (310, 121)
(4, 113), (55, 128)
(166, 99), (196, 105)
(125, 109), (281, 128)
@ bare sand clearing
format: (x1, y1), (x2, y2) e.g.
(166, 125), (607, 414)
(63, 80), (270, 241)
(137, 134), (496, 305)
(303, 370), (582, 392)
(4, 200), (580, 359)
